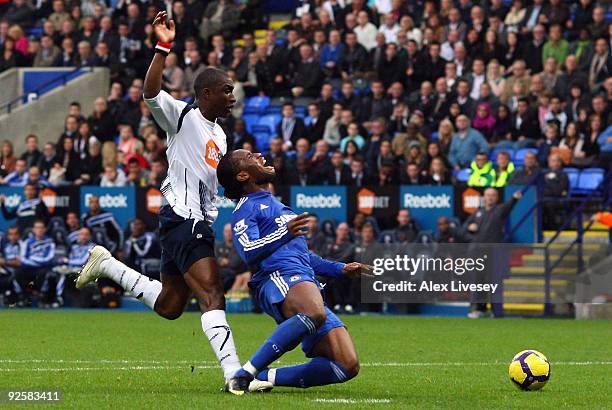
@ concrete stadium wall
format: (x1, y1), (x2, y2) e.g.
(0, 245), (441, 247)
(0, 67), (110, 153)
(0, 69), (21, 109)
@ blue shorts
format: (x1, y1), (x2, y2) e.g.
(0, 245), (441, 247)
(158, 205), (215, 276)
(253, 271), (345, 357)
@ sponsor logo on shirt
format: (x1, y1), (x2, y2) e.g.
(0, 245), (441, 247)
(205, 139), (222, 169)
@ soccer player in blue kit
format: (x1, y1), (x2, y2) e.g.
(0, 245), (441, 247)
(217, 149), (372, 393)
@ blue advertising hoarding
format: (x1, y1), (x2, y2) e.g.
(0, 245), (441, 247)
(505, 184), (536, 243)
(79, 186), (136, 228)
(400, 185), (454, 232)
(290, 185), (347, 224)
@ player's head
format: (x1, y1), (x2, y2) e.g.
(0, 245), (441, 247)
(78, 227), (92, 245)
(217, 149), (275, 200)
(33, 220), (46, 239)
(193, 67), (235, 119)
(7, 226), (20, 243)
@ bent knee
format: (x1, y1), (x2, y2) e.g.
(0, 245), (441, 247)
(342, 358), (360, 380)
(302, 310), (326, 328)
(155, 305), (184, 320)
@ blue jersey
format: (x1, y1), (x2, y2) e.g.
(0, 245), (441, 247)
(68, 241), (94, 268)
(20, 236), (55, 268)
(230, 191), (344, 284)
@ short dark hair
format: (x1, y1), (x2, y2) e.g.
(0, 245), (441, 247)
(127, 157), (140, 165)
(217, 152), (242, 200)
(193, 67), (229, 99)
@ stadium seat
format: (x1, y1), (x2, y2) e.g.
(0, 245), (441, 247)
(295, 106), (306, 118)
(490, 148), (515, 163)
(455, 168), (471, 182)
(563, 167), (580, 191)
(430, 131), (439, 140)
(514, 148), (538, 167)
(264, 105), (282, 115)
(574, 168), (605, 195)
(242, 114), (260, 133)
(253, 132), (272, 153)
(243, 96), (270, 114)
(251, 124), (273, 134)
(257, 114), (281, 133)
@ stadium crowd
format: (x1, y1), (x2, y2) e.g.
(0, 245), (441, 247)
(0, 0), (611, 310)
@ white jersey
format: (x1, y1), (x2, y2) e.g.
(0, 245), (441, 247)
(144, 91), (227, 225)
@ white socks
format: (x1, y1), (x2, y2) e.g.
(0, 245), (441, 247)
(201, 310), (242, 380)
(100, 258), (162, 309)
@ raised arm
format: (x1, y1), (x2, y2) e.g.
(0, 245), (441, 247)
(143, 11), (175, 99)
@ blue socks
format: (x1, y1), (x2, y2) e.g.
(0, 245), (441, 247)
(239, 313), (318, 379)
(256, 357), (349, 388)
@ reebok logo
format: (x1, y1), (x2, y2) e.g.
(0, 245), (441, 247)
(403, 193), (451, 209)
(85, 193), (128, 208)
(295, 193), (342, 208)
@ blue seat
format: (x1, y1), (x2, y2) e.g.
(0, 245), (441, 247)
(253, 132), (271, 153)
(295, 106), (306, 117)
(257, 114), (281, 134)
(244, 96), (270, 114)
(490, 148), (514, 164)
(563, 167), (580, 191)
(455, 168), (471, 182)
(430, 131), (439, 140)
(251, 124), (273, 134)
(242, 114), (259, 133)
(574, 168), (605, 194)
(304, 115), (313, 126)
(514, 148), (538, 167)
(264, 105), (282, 115)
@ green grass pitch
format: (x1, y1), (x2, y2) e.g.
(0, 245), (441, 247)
(1, 311), (611, 409)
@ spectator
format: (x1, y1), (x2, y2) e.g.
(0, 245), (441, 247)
(117, 125), (143, 155)
(122, 219), (160, 277)
(0, 183), (50, 231)
(339, 31), (369, 80)
(523, 24), (547, 74)
(65, 212), (81, 245)
(82, 195), (123, 254)
(321, 222), (357, 314)
(0, 225), (21, 304)
(543, 153), (569, 228)
(427, 157), (453, 185)
(340, 122), (366, 153)
(462, 188), (522, 317)
(37, 143), (57, 179)
(492, 151), (515, 187)
(543, 24), (569, 68)
(215, 223), (249, 292)
(3, 159), (28, 187)
(276, 102), (307, 150)
(20, 135), (41, 169)
(100, 165), (127, 187)
(472, 103), (496, 141)
(320, 29), (344, 78)
(292, 43), (322, 97)
(33, 34), (60, 67)
(392, 209), (418, 243)
(17, 220), (56, 305)
(305, 102), (326, 143)
(468, 152), (494, 187)
(0, 140), (17, 179)
(509, 151), (540, 185)
(354, 10), (378, 51)
(449, 115), (489, 169)
(326, 150), (351, 185)
(435, 216), (459, 243)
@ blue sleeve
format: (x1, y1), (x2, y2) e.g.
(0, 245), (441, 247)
(449, 135), (458, 167)
(309, 252), (345, 278)
(475, 130), (489, 154)
(232, 206), (294, 267)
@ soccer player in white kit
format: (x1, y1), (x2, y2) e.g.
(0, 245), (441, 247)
(76, 11), (250, 394)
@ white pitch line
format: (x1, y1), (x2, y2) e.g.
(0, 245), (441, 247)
(313, 399), (392, 404)
(0, 361), (610, 373)
(0, 359), (219, 365)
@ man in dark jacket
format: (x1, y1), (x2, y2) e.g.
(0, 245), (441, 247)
(291, 43), (322, 98)
(0, 183), (50, 232)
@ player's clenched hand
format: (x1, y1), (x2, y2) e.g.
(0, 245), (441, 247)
(152, 11), (175, 43)
(343, 262), (375, 278)
(287, 213), (310, 236)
